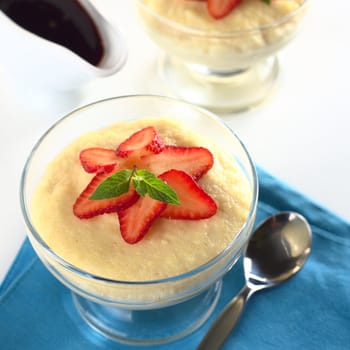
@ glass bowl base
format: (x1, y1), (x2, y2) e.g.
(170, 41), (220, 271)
(72, 280), (222, 346)
(160, 55), (279, 113)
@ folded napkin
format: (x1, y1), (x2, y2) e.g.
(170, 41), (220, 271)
(1, 167), (349, 350)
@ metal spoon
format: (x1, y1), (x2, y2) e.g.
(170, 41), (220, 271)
(197, 212), (312, 350)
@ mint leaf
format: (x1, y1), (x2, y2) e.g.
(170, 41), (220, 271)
(89, 168), (180, 205)
(261, 0), (270, 4)
(133, 169), (180, 205)
(89, 169), (133, 200)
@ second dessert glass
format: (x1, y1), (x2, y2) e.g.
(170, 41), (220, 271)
(20, 95), (258, 345)
(136, 0), (308, 112)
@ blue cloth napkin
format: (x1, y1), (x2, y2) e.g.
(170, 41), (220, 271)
(1, 167), (350, 350)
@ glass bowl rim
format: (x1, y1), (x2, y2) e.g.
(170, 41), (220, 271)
(20, 94), (258, 287)
(135, 0), (308, 38)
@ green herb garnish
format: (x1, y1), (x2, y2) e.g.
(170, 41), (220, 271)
(261, 0), (271, 4)
(89, 167), (180, 205)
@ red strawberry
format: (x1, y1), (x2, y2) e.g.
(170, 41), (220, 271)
(207, 0), (241, 19)
(117, 195), (166, 244)
(73, 167), (139, 219)
(116, 126), (164, 158)
(159, 169), (217, 219)
(79, 148), (120, 173)
(140, 146), (214, 180)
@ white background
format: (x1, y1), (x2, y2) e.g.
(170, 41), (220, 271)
(0, 0), (349, 283)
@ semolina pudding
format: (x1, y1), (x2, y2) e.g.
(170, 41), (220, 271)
(30, 117), (252, 281)
(137, 0), (306, 70)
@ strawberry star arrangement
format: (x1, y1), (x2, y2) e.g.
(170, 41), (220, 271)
(73, 126), (218, 244)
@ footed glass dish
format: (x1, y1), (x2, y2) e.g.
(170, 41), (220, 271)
(20, 95), (258, 345)
(136, 0), (308, 112)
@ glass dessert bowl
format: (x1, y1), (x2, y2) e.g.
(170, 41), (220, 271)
(20, 95), (258, 345)
(136, 0), (308, 112)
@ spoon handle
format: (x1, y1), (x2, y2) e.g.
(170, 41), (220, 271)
(197, 284), (252, 350)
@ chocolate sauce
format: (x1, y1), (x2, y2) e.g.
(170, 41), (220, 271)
(0, 0), (104, 66)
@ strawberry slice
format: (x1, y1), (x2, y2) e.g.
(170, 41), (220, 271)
(159, 169), (217, 219)
(79, 148), (120, 173)
(117, 195), (166, 244)
(73, 167), (139, 219)
(116, 126), (164, 158)
(207, 0), (241, 19)
(141, 146), (214, 180)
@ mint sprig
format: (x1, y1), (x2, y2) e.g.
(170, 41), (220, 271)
(89, 168), (180, 205)
(261, 0), (270, 4)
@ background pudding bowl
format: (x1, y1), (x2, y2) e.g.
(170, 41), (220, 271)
(20, 95), (258, 345)
(136, 0), (308, 112)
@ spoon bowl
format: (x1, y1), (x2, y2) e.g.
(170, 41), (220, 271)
(246, 212), (312, 288)
(198, 212), (312, 350)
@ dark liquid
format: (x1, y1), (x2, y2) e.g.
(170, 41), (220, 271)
(0, 0), (104, 66)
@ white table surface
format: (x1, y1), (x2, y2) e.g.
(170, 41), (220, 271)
(1, 0), (349, 284)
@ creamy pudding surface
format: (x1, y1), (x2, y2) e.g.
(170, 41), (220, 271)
(31, 117), (252, 281)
